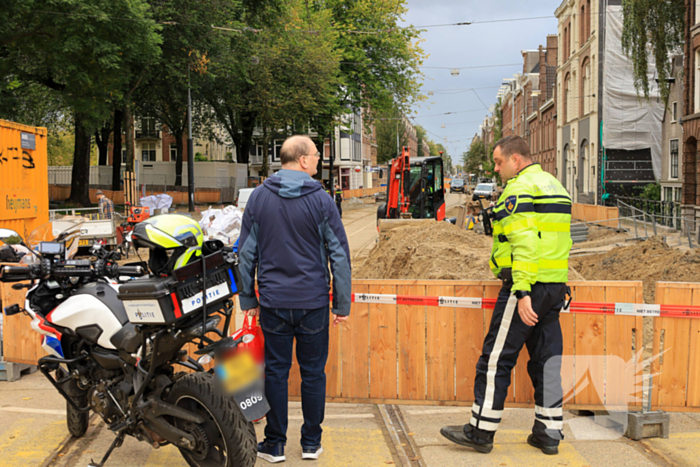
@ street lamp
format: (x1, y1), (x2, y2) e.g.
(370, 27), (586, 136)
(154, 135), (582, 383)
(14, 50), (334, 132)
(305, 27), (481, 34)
(451, 69), (460, 77)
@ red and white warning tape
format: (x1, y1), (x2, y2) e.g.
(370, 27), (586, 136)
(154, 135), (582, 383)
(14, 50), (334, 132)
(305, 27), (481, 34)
(350, 293), (700, 319)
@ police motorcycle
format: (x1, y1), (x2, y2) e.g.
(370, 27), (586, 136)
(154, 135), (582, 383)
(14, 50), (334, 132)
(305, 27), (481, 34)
(0, 215), (267, 467)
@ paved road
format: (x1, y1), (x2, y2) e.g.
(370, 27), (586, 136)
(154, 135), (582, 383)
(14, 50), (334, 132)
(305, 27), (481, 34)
(3, 192), (700, 466)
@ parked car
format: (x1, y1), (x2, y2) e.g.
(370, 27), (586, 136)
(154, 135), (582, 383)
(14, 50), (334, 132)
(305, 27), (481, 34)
(472, 183), (497, 201)
(450, 178), (465, 193)
(235, 188), (255, 210)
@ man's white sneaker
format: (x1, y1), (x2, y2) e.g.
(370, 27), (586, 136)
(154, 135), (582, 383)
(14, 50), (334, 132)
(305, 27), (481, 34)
(301, 446), (323, 460)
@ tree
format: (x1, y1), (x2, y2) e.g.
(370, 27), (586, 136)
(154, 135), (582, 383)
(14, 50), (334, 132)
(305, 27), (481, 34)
(463, 137), (488, 177)
(376, 115), (407, 164)
(415, 125), (427, 157)
(1, 0), (161, 205)
(621, 0), (684, 103)
(327, 0), (425, 120)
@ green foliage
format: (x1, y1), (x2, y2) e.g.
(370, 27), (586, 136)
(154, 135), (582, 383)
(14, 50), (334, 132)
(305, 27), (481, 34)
(48, 131), (75, 166)
(376, 115), (407, 164)
(621, 0), (685, 103)
(415, 125), (427, 157)
(326, 0), (426, 118)
(195, 153), (208, 162)
(640, 182), (661, 201)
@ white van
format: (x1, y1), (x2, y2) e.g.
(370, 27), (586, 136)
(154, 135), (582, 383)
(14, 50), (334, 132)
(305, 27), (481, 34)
(236, 188), (256, 210)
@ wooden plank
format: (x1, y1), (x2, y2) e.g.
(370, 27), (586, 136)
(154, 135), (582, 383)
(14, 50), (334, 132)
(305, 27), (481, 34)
(341, 284), (370, 398)
(455, 285), (485, 402)
(369, 284), (398, 399)
(685, 286), (700, 407)
(652, 284), (692, 408)
(325, 307), (342, 397)
(604, 284), (644, 408)
(573, 284), (606, 405)
(398, 284), (426, 400)
(426, 284), (455, 401)
(560, 309), (575, 406)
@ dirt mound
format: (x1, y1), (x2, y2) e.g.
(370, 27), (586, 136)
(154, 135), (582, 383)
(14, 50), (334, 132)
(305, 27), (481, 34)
(570, 236), (700, 303)
(354, 221), (494, 280)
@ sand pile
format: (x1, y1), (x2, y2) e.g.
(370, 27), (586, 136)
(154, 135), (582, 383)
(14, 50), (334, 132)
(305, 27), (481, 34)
(354, 221), (494, 280)
(570, 236), (700, 303)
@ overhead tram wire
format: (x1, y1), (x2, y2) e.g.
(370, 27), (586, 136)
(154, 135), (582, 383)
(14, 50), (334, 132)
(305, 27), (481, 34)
(30, 10), (593, 36)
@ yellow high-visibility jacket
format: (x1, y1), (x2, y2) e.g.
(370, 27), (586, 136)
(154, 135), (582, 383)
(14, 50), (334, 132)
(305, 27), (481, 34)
(489, 163), (572, 292)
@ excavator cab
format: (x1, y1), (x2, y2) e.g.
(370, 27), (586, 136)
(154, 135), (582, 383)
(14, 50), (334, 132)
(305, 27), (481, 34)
(377, 147), (445, 224)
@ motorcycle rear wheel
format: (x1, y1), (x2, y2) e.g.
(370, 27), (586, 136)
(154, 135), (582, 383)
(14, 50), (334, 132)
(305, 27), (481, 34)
(167, 373), (256, 467)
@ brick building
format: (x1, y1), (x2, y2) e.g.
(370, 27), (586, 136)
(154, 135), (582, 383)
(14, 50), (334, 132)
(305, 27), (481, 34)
(555, 0), (598, 204)
(681, 0), (700, 229)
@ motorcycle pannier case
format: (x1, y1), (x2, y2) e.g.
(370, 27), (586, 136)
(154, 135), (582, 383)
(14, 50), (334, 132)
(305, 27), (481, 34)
(118, 251), (238, 325)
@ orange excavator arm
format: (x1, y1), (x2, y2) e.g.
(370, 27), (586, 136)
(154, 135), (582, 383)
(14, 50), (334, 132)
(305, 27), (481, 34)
(386, 147), (411, 219)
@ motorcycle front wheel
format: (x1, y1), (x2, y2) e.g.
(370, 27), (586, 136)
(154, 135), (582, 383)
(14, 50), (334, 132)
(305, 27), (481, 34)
(167, 373), (256, 467)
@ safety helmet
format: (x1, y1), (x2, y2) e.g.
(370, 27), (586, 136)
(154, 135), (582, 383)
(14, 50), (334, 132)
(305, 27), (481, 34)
(131, 214), (204, 274)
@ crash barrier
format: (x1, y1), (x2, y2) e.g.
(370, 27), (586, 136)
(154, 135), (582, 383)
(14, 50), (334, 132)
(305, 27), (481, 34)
(342, 187), (384, 199)
(572, 203), (619, 228)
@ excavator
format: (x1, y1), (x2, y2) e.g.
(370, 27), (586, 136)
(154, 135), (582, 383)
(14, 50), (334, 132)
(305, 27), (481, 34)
(376, 146), (446, 225)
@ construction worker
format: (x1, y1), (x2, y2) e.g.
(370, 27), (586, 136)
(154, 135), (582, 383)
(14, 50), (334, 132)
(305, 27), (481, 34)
(334, 184), (343, 218)
(440, 135), (572, 455)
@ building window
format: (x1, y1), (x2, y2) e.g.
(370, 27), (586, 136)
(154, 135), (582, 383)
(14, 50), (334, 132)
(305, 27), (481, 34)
(273, 140), (282, 161)
(675, 187), (682, 202)
(580, 5), (586, 47)
(695, 50), (700, 113)
(170, 146), (177, 162)
(120, 149), (126, 164)
(672, 101), (678, 123)
(670, 138), (679, 179)
(696, 0), (700, 25)
(564, 73), (571, 123)
(141, 142), (156, 162)
(664, 187), (673, 202)
(582, 60), (590, 115)
(586, 0), (592, 38)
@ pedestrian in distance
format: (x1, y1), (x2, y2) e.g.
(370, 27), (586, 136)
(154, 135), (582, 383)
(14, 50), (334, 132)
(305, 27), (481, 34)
(96, 190), (115, 220)
(238, 135), (352, 464)
(441, 135), (572, 455)
(334, 183), (343, 219)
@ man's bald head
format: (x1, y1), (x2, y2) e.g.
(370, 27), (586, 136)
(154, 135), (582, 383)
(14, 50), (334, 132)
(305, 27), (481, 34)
(280, 135), (315, 166)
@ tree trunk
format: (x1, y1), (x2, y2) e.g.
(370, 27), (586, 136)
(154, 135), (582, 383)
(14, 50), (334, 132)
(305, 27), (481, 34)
(67, 114), (93, 206)
(95, 120), (112, 166)
(112, 108), (124, 191)
(240, 111), (256, 164)
(124, 100), (135, 173)
(175, 129), (184, 187)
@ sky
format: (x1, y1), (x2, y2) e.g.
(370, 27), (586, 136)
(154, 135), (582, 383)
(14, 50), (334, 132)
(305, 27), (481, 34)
(400, 0), (562, 164)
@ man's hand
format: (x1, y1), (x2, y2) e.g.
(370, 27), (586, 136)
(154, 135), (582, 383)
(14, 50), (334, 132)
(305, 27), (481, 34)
(333, 314), (349, 327)
(244, 307), (260, 317)
(517, 296), (538, 326)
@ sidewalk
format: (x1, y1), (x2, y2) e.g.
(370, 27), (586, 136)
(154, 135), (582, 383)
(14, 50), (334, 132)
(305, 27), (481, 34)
(3, 372), (700, 466)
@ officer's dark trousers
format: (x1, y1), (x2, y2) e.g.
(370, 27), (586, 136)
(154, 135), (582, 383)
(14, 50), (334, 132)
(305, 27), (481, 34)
(336, 201), (342, 218)
(469, 282), (567, 446)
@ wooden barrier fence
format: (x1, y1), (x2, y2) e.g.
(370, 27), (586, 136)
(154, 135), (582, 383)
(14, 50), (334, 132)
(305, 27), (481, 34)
(9, 278), (700, 414)
(572, 203), (619, 228)
(342, 187), (384, 199)
(49, 185), (223, 205)
(652, 282), (700, 412)
(288, 280), (645, 410)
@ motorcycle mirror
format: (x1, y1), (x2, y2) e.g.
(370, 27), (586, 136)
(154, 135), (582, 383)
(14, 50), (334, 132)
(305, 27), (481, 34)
(0, 228), (22, 244)
(197, 354), (213, 365)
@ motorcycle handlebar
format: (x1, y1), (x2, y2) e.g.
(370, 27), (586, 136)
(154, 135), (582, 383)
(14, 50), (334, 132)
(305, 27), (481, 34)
(112, 265), (146, 277)
(0, 265), (38, 282)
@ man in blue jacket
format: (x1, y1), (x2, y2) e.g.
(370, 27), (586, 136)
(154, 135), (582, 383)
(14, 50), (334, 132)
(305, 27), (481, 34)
(238, 135), (352, 463)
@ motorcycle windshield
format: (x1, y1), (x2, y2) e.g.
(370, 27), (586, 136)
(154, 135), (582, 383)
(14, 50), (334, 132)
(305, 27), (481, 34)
(27, 218), (85, 259)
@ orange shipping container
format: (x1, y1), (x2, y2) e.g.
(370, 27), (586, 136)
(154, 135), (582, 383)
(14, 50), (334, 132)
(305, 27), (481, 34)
(0, 119), (49, 239)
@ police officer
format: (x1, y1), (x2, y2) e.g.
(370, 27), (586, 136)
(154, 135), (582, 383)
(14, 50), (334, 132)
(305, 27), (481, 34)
(440, 135), (572, 455)
(334, 184), (343, 218)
